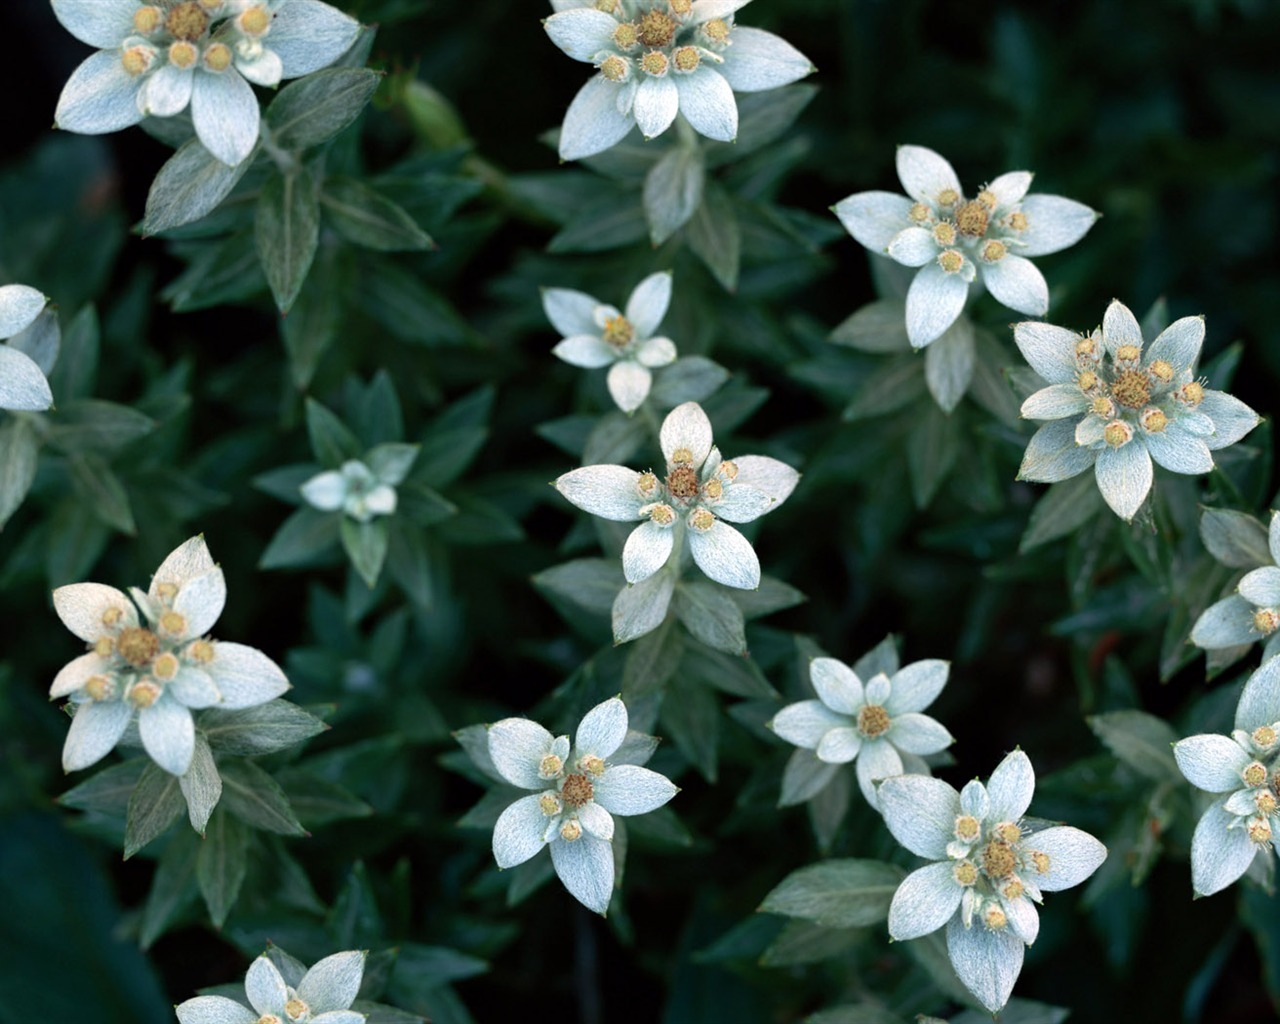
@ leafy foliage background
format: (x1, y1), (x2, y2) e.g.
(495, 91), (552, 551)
(2, 0), (1280, 1021)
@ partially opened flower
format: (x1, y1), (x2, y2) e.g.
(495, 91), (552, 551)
(544, 0), (813, 160)
(301, 451), (414, 523)
(1192, 510), (1280, 663)
(50, 535), (290, 776)
(770, 654), (953, 808)
(544, 271), (677, 413)
(1174, 658), (1280, 896)
(176, 949), (366, 1024)
(53, 0), (361, 166)
(1016, 299), (1259, 521)
(879, 751), (1106, 1013)
(487, 697), (677, 914)
(835, 145), (1097, 348)
(0, 284), (54, 412)
(554, 401), (799, 590)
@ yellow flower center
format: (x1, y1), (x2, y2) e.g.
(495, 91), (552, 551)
(117, 628), (160, 667)
(159, 610), (187, 638)
(600, 54), (629, 81)
(203, 42), (233, 72)
(614, 22), (639, 49)
(121, 46), (155, 77)
(578, 754), (606, 776)
(602, 314), (634, 347)
(1140, 407), (1167, 433)
(933, 222), (956, 246)
(1249, 817), (1273, 845)
(134, 5), (163, 33)
(983, 905), (1008, 930)
(168, 40), (198, 69)
(908, 202), (931, 223)
(1258, 609), (1280, 636)
(561, 772), (594, 807)
(1115, 344), (1141, 364)
(936, 188), (959, 207)
(637, 10), (678, 46)
(981, 840), (1017, 878)
(673, 45), (700, 72)
(1254, 726), (1277, 749)
(559, 819), (583, 841)
(1103, 420), (1132, 447)
(1110, 370), (1151, 409)
(166, 1), (209, 41)
(954, 815), (980, 841)
(856, 704), (891, 738)
(981, 239), (1007, 262)
(954, 200), (990, 237)
(129, 680), (162, 709)
(649, 503), (676, 526)
(703, 478), (723, 500)
(284, 998), (308, 1021)
(539, 753), (564, 778)
(1178, 381), (1205, 407)
(937, 249), (964, 274)
(977, 188), (998, 210)
(238, 4), (272, 36)
(1008, 211), (1029, 231)
(85, 675), (115, 701)
(1244, 761), (1268, 788)
(689, 508), (715, 531)
(1030, 850), (1051, 874)
(701, 18), (731, 44)
(1148, 359), (1174, 383)
(152, 652), (180, 681)
(667, 465), (700, 499)
(995, 821), (1022, 844)
(953, 860), (978, 886)
(539, 792), (562, 816)
(640, 49), (669, 76)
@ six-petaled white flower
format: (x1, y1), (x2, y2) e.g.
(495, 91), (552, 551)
(1174, 659), (1280, 896)
(878, 750), (1107, 1014)
(1015, 299), (1260, 521)
(301, 446), (418, 523)
(1192, 510), (1280, 663)
(544, 0), (813, 160)
(544, 271), (677, 413)
(835, 145), (1097, 348)
(0, 284), (54, 412)
(771, 654), (953, 808)
(53, 0), (361, 166)
(50, 535), (290, 776)
(554, 400), (799, 590)
(487, 697), (677, 914)
(176, 949), (366, 1024)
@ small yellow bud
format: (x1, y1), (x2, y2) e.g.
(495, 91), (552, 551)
(701, 18), (731, 45)
(559, 819), (583, 842)
(613, 22), (639, 49)
(168, 40), (198, 69)
(1115, 344), (1141, 364)
(101, 606), (124, 627)
(1103, 420), (1133, 448)
(954, 200), (990, 237)
(1077, 370), (1099, 392)
(578, 754), (606, 776)
(649, 503), (676, 526)
(1253, 725), (1277, 749)
(980, 239), (1007, 262)
(1007, 211), (1029, 231)
(602, 314), (634, 347)
(1030, 850), (1050, 874)
(539, 753), (564, 779)
(954, 815), (980, 842)
(908, 202), (931, 223)
(689, 508), (715, 531)
(1076, 335), (1100, 361)
(128, 680), (162, 709)
(595, 0), (620, 11)
(166, 1), (209, 41)
(977, 188), (998, 210)
(238, 4), (272, 36)
(1090, 395), (1116, 419)
(1148, 359), (1174, 383)
(539, 792), (563, 816)
(599, 54), (630, 82)
(1244, 761), (1269, 788)
(1001, 879), (1025, 901)
(637, 471), (660, 498)
(639, 49), (669, 77)
(983, 905), (1008, 930)
(94, 636), (115, 658)
(187, 639), (216, 664)
(133, 6), (163, 34)
(155, 581), (179, 601)
(121, 45), (156, 77)
(718, 459), (738, 480)
(1177, 381), (1205, 407)
(1140, 407), (1167, 433)
(203, 42), (233, 72)
(673, 45), (701, 72)
(953, 860), (979, 886)
(1252, 608), (1280, 636)
(284, 999), (309, 1022)
(152, 652), (180, 681)
(1249, 817), (1273, 845)
(936, 187), (959, 207)
(933, 222), (956, 246)
(669, 0), (693, 13)
(1257, 791), (1278, 816)
(159, 610), (187, 638)
(637, 9), (678, 47)
(937, 249), (964, 274)
(995, 822), (1022, 844)
(671, 447), (694, 466)
(703, 478), (723, 500)
(85, 675), (115, 702)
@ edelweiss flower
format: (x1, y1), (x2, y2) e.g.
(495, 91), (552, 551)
(176, 949), (366, 1024)
(1192, 511), (1280, 663)
(488, 697), (677, 914)
(770, 654), (953, 808)
(554, 400), (799, 590)
(879, 751), (1106, 1013)
(1174, 659), (1280, 896)
(544, 0), (813, 160)
(544, 271), (677, 413)
(301, 452), (412, 523)
(1016, 299), (1259, 521)
(53, 0), (361, 166)
(835, 145), (1097, 348)
(50, 535), (290, 776)
(0, 284), (54, 412)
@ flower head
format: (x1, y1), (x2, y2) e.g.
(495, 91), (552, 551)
(175, 948), (366, 1024)
(770, 654), (953, 808)
(0, 284), (54, 412)
(50, 535), (290, 776)
(554, 401), (799, 590)
(544, 0), (813, 159)
(879, 751), (1106, 1013)
(486, 697), (677, 914)
(1015, 299), (1260, 521)
(544, 271), (677, 413)
(1174, 659), (1280, 896)
(52, 0), (361, 166)
(301, 456), (406, 523)
(1192, 510), (1280, 663)
(835, 145), (1098, 348)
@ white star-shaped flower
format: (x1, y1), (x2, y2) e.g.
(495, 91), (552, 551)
(835, 145), (1098, 348)
(176, 949), (367, 1024)
(487, 697), (678, 914)
(53, 0), (361, 166)
(0, 284), (54, 412)
(1015, 299), (1259, 521)
(50, 535), (290, 776)
(544, 271), (677, 413)
(554, 400), (799, 590)
(879, 751), (1106, 1013)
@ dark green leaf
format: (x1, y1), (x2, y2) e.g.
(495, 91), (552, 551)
(143, 138), (254, 235)
(341, 516), (390, 588)
(0, 417), (39, 528)
(256, 166), (320, 313)
(323, 177), (433, 251)
(218, 760), (306, 836)
(197, 809), (249, 928)
(266, 68), (382, 150)
(260, 506), (342, 569)
(125, 763), (185, 859)
(759, 859), (903, 928)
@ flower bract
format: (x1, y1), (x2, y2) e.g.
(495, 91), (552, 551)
(835, 144), (1098, 348)
(1015, 299), (1259, 521)
(175, 948), (366, 1024)
(0, 284), (54, 412)
(1192, 510), (1280, 663)
(50, 535), (290, 776)
(879, 750), (1106, 1013)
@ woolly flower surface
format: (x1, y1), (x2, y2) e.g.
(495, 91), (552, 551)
(770, 655), (953, 809)
(0, 284), (54, 411)
(52, 0), (360, 166)
(50, 535), (290, 776)
(1174, 658), (1280, 896)
(1015, 299), (1259, 521)
(879, 750), (1106, 1013)
(544, 271), (677, 413)
(554, 400), (799, 590)
(176, 948), (366, 1024)
(544, 0), (813, 160)
(1192, 511), (1280, 662)
(488, 697), (677, 914)
(302, 457), (405, 523)
(835, 145), (1097, 348)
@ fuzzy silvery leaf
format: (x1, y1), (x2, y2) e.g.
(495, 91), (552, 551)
(143, 138), (255, 236)
(1199, 508), (1271, 569)
(760, 859), (904, 929)
(830, 298), (912, 353)
(200, 699), (328, 756)
(322, 177), (433, 252)
(650, 356), (731, 407)
(179, 732), (222, 833)
(0, 418), (40, 528)
(1088, 709), (1182, 783)
(265, 68), (382, 151)
(924, 316), (975, 413)
(256, 166), (321, 314)
(673, 579), (747, 654)
(779, 747), (839, 806)
(613, 568), (676, 644)
(644, 145), (706, 246)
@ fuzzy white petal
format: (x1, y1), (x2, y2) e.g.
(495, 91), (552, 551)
(1013, 321), (1081, 385)
(266, 0), (361, 78)
(1190, 797), (1258, 896)
(1021, 383), (1091, 421)
(675, 68), (737, 142)
(0, 285), (49, 339)
(1191, 595), (1261, 650)
(688, 518), (759, 589)
(51, 0), (137, 47)
(878, 774), (959, 858)
(1199, 391), (1260, 451)
(625, 272), (672, 338)
(834, 191), (914, 252)
(559, 76), (635, 161)
(1145, 316), (1204, 371)
(607, 360), (652, 413)
(888, 713), (954, 755)
(887, 227), (939, 267)
(555, 465), (647, 521)
(140, 64), (194, 118)
(945, 914), (1024, 1014)
(1094, 440), (1153, 521)
(62, 699), (132, 772)
(622, 520), (674, 583)
(1015, 194), (1098, 257)
(205, 643), (290, 709)
(1144, 426), (1213, 475)
(889, 862), (962, 940)
(633, 75), (679, 140)
(884, 659), (949, 715)
(981, 254), (1048, 316)
(731, 455), (799, 505)
(1018, 418), (1096, 483)
(1236, 657), (1280, 731)
(488, 718), (557, 789)
(493, 793), (552, 868)
(544, 9), (618, 62)
(544, 287), (604, 337)
(245, 957), (288, 1015)
(298, 951), (365, 1012)
(855, 738), (902, 807)
(593, 764), (677, 815)
(52, 582), (137, 642)
(191, 70), (260, 167)
(896, 145), (962, 203)
(1101, 299), (1144, 357)
(1023, 825), (1107, 891)
(175, 995), (258, 1024)
(55, 51), (146, 134)
(140, 696), (196, 775)
(905, 262), (969, 349)
(771, 700), (846, 749)
(715, 26), (812, 92)
(986, 750), (1035, 821)
(576, 697), (629, 759)
(0, 346), (53, 411)
(660, 401), (714, 467)
(550, 832), (614, 914)
(810, 658), (863, 714)
(987, 170), (1033, 208)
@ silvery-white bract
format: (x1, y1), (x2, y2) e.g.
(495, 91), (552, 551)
(834, 145), (1098, 349)
(554, 400), (799, 590)
(879, 750), (1106, 1013)
(176, 948), (366, 1024)
(1015, 299), (1259, 522)
(301, 446), (419, 523)
(1174, 659), (1280, 896)
(0, 284), (54, 412)
(770, 654), (953, 809)
(544, 271), (677, 414)
(1192, 511), (1280, 663)
(50, 535), (290, 776)
(487, 697), (677, 914)
(52, 0), (361, 166)
(544, 0), (814, 160)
